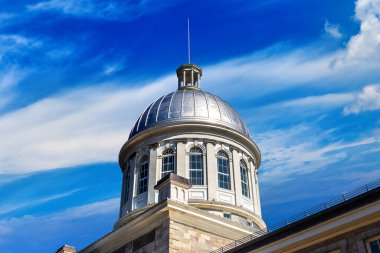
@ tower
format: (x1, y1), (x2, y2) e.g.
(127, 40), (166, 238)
(80, 63), (266, 253)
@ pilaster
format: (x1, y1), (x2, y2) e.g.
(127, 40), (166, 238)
(206, 141), (217, 201)
(176, 140), (186, 177)
(127, 155), (136, 211)
(249, 160), (261, 216)
(148, 143), (158, 204)
(232, 149), (243, 207)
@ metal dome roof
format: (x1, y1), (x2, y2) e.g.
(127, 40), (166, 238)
(129, 88), (251, 139)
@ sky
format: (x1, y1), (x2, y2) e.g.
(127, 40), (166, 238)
(0, 0), (380, 252)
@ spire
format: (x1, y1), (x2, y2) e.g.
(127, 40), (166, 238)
(188, 18), (191, 64)
(176, 19), (202, 90)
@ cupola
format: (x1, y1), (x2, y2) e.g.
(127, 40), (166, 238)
(176, 64), (202, 89)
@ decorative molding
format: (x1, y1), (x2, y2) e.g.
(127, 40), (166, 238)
(204, 139), (217, 145)
(231, 146), (241, 154)
(176, 138), (188, 144)
(148, 143), (159, 149)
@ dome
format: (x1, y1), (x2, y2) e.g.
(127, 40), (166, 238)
(129, 89), (251, 139)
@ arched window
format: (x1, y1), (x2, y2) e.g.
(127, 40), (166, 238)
(189, 147), (204, 185)
(240, 161), (250, 198)
(162, 149), (175, 178)
(123, 163), (131, 204)
(137, 157), (149, 194)
(217, 151), (231, 190)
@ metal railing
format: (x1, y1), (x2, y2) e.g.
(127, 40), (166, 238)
(211, 179), (380, 253)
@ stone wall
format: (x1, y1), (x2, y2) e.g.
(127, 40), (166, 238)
(115, 218), (234, 253)
(122, 220), (169, 253)
(168, 220), (234, 253)
(296, 221), (380, 253)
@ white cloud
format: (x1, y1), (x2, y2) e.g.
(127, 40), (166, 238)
(103, 62), (124, 75)
(324, 21), (342, 39)
(27, 0), (179, 21)
(0, 67), (26, 92)
(344, 84), (380, 114)
(0, 34), (40, 57)
(0, 198), (119, 234)
(203, 0), (380, 100)
(0, 198), (119, 249)
(0, 67), (28, 109)
(0, 77), (174, 175)
(342, 0), (380, 62)
(257, 124), (379, 183)
(28, 0), (102, 16)
(1, 0), (380, 178)
(283, 93), (354, 107)
(0, 188), (82, 215)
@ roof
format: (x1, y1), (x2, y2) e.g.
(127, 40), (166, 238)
(129, 89), (251, 139)
(212, 179), (380, 253)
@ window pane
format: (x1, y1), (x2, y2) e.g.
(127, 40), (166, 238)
(162, 149), (175, 178)
(138, 159), (149, 194)
(217, 152), (230, 190)
(124, 165), (131, 204)
(240, 162), (250, 198)
(370, 240), (380, 253)
(189, 151), (203, 185)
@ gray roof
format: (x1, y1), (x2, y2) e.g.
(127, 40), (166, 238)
(129, 89), (251, 139)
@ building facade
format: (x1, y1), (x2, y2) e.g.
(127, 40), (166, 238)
(58, 64), (380, 253)
(216, 181), (380, 253)
(76, 63), (266, 253)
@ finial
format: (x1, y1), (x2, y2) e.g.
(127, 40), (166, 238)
(188, 18), (191, 64)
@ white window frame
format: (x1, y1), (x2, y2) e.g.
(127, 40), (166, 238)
(137, 157), (149, 195)
(189, 147), (204, 185)
(217, 151), (231, 190)
(161, 149), (176, 178)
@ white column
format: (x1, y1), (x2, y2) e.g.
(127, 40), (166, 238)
(176, 140), (186, 177)
(206, 142), (217, 201)
(148, 144), (158, 204)
(250, 160), (261, 216)
(255, 169), (262, 216)
(119, 168), (126, 217)
(247, 168), (254, 212)
(191, 69), (194, 85)
(128, 155), (136, 211)
(232, 149), (242, 206)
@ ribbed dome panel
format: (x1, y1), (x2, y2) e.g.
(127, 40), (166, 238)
(129, 89), (251, 139)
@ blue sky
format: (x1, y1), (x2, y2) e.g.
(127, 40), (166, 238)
(0, 0), (380, 252)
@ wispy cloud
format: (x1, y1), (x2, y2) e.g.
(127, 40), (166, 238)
(204, 0), (380, 100)
(0, 198), (119, 250)
(0, 77), (174, 175)
(0, 67), (28, 109)
(0, 188), (82, 215)
(103, 62), (124, 75)
(324, 20), (342, 39)
(258, 124), (379, 183)
(27, 0), (181, 21)
(0, 34), (41, 59)
(344, 84), (380, 115)
(1, 0), (379, 180)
